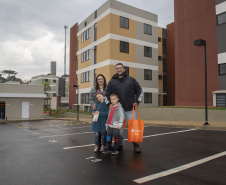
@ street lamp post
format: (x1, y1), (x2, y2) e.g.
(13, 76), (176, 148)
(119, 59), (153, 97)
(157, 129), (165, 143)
(72, 85), (79, 120)
(194, 39), (209, 125)
(64, 25), (68, 75)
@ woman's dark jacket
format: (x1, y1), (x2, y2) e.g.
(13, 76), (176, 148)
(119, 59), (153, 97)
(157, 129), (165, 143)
(90, 101), (109, 132)
(104, 72), (143, 111)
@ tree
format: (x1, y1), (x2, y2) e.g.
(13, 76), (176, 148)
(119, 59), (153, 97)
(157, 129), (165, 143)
(1, 70), (21, 82)
(43, 81), (51, 94)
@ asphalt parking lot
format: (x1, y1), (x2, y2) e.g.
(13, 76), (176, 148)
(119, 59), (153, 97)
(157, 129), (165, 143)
(0, 120), (226, 185)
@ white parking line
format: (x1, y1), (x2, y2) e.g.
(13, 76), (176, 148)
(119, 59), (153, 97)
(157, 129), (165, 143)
(42, 126), (91, 131)
(133, 151), (226, 184)
(38, 131), (93, 138)
(63, 129), (196, 150)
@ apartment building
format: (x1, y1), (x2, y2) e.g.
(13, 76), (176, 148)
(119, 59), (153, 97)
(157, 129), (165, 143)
(158, 27), (167, 106)
(214, 0), (226, 106)
(69, 0), (159, 110)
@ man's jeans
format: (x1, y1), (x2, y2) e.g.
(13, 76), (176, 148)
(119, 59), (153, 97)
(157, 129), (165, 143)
(95, 132), (106, 145)
(119, 110), (137, 145)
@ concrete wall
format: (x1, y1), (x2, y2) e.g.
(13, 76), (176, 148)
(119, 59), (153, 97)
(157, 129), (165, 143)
(139, 107), (226, 122)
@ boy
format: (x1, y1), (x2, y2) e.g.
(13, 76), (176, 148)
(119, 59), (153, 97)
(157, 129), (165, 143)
(103, 94), (124, 155)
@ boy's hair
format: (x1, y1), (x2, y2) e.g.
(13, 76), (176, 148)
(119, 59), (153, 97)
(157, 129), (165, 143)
(95, 92), (104, 97)
(110, 94), (118, 98)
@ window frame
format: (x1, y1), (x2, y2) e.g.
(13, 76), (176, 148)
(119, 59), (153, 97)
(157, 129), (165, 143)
(120, 16), (129, 29)
(144, 93), (152, 103)
(144, 46), (152, 58)
(144, 23), (152, 35)
(217, 12), (226, 26)
(144, 69), (152, 80)
(120, 41), (129, 53)
(219, 63), (226, 75)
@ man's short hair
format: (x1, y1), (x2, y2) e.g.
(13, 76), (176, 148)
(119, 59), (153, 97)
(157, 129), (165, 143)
(115, 63), (124, 68)
(110, 94), (118, 98)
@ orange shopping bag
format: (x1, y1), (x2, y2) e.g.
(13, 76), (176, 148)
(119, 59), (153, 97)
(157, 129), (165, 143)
(128, 106), (144, 143)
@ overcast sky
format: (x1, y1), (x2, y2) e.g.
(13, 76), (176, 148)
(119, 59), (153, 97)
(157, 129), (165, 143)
(0, 0), (174, 81)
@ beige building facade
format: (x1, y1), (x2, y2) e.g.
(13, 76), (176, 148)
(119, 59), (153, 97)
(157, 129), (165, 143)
(71, 0), (159, 110)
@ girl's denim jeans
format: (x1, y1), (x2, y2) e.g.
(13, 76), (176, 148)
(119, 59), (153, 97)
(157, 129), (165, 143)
(95, 132), (106, 145)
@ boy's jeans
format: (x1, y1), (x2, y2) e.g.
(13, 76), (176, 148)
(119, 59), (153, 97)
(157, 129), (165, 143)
(95, 132), (106, 145)
(119, 110), (137, 145)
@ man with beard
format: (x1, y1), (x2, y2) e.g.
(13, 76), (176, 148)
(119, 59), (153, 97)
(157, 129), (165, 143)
(105, 63), (143, 153)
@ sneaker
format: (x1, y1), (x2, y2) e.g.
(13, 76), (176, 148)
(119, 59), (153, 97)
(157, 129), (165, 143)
(111, 149), (119, 155)
(100, 145), (105, 152)
(134, 144), (141, 153)
(102, 148), (112, 154)
(94, 145), (99, 153)
(118, 145), (123, 151)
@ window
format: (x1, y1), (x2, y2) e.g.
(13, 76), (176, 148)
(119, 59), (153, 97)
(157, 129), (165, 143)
(53, 93), (56, 97)
(120, 16), (129, 29)
(81, 50), (90, 63)
(219, 64), (226, 75)
(144, 23), (152, 35)
(144, 69), (152, 80)
(81, 71), (90, 83)
(94, 23), (97, 41)
(94, 69), (96, 85)
(94, 10), (97, 19)
(94, 46), (97, 64)
(144, 46), (152, 58)
(217, 12), (226, 25)
(124, 66), (129, 75)
(84, 21), (87, 27)
(158, 37), (162, 42)
(45, 79), (48, 82)
(53, 80), (56, 83)
(77, 37), (79, 51)
(120, 41), (129, 53)
(81, 93), (89, 104)
(81, 28), (90, 42)
(144, 93), (152, 103)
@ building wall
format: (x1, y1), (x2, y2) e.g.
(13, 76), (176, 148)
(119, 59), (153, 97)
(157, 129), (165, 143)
(216, 0), (226, 90)
(168, 0), (219, 106)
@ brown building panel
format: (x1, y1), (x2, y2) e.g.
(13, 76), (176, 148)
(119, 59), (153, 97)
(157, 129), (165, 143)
(166, 22), (175, 106)
(69, 23), (78, 109)
(168, 0), (219, 106)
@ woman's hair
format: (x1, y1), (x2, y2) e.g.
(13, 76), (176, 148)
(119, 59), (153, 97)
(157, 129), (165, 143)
(95, 74), (107, 91)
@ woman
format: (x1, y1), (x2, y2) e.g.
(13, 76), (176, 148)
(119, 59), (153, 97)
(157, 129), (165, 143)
(89, 74), (107, 111)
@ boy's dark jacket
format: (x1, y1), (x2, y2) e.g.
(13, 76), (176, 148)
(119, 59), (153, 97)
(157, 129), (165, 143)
(105, 72), (143, 111)
(90, 101), (109, 132)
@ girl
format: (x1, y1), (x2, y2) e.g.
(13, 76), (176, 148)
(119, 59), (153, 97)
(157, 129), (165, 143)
(90, 92), (109, 152)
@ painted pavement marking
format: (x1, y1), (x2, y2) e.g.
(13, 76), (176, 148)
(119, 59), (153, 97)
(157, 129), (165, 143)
(133, 151), (226, 184)
(63, 129), (196, 150)
(38, 131), (93, 138)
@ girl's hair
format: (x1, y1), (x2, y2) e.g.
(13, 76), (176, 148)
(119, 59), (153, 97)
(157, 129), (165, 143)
(95, 74), (107, 91)
(95, 92), (104, 97)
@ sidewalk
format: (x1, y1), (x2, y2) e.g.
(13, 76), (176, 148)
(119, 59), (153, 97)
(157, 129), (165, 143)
(1, 114), (225, 131)
(58, 114), (226, 131)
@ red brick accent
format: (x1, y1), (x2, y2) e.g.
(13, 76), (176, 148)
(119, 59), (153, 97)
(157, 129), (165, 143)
(167, 0), (219, 106)
(69, 23), (78, 109)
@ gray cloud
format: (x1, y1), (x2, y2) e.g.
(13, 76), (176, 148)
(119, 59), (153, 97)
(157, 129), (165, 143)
(0, 0), (173, 80)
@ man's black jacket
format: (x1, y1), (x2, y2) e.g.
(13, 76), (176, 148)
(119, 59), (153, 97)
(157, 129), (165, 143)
(105, 72), (143, 111)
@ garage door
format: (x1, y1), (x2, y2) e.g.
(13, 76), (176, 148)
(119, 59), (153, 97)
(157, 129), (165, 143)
(216, 94), (226, 107)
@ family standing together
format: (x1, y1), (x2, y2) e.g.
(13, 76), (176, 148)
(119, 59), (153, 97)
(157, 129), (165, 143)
(90, 63), (143, 155)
